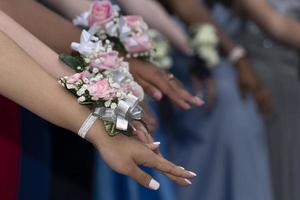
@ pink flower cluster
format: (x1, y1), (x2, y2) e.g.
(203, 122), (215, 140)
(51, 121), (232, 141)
(88, 79), (116, 99)
(88, 1), (153, 53)
(66, 72), (116, 99)
(67, 71), (88, 84)
(120, 16), (154, 53)
(88, 1), (114, 26)
(90, 51), (120, 70)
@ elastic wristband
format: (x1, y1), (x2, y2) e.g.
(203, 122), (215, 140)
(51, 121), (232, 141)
(78, 110), (99, 138)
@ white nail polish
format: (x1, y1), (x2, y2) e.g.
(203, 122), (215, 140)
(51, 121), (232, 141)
(149, 179), (160, 190)
(185, 178), (192, 185)
(153, 142), (161, 146)
(179, 166), (185, 170)
(189, 171), (197, 177)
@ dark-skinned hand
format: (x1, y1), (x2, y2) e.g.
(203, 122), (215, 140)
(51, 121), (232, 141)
(128, 58), (204, 110)
(236, 57), (273, 115)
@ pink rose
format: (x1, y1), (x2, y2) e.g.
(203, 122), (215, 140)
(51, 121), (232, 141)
(88, 1), (114, 26)
(68, 72), (88, 84)
(88, 79), (115, 98)
(123, 35), (153, 53)
(122, 16), (147, 31)
(120, 16), (153, 53)
(121, 82), (144, 101)
(90, 51), (119, 70)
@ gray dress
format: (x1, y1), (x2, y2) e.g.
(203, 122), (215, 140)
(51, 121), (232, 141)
(230, 1), (300, 199)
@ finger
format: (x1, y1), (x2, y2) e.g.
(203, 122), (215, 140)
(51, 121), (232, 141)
(204, 78), (218, 111)
(143, 70), (192, 109)
(146, 142), (161, 151)
(150, 152), (192, 186)
(171, 79), (204, 107)
(128, 165), (160, 190)
(134, 129), (150, 144)
(145, 153), (197, 179)
(164, 172), (192, 187)
(138, 78), (163, 101)
(144, 133), (161, 154)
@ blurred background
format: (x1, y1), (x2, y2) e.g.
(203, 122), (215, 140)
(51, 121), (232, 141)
(0, 0), (300, 200)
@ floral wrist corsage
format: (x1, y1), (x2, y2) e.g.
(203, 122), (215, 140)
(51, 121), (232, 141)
(73, 1), (153, 60)
(59, 30), (144, 137)
(189, 23), (220, 68)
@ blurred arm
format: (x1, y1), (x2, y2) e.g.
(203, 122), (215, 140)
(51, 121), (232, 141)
(0, 20), (105, 145)
(117, 0), (192, 54)
(0, 8), (73, 78)
(0, 0), (81, 54)
(39, 0), (91, 20)
(40, 0), (192, 54)
(168, 0), (236, 55)
(238, 0), (300, 49)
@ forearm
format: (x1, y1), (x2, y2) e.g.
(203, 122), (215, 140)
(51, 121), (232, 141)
(0, 0), (81, 54)
(239, 0), (300, 49)
(118, 0), (192, 54)
(168, 0), (236, 55)
(0, 30), (105, 146)
(39, 0), (91, 21)
(40, 0), (192, 54)
(0, 11), (73, 78)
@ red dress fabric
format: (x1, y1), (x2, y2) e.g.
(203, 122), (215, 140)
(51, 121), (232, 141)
(0, 96), (20, 200)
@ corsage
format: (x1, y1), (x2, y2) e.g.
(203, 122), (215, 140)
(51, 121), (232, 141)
(59, 30), (145, 138)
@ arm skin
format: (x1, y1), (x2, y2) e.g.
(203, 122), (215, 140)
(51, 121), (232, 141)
(0, 11), (195, 189)
(167, 0), (236, 56)
(0, 0), (203, 110)
(167, 0), (273, 115)
(117, 0), (192, 54)
(41, 0), (192, 54)
(0, 0), (81, 55)
(0, 3), (73, 78)
(236, 0), (300, 49)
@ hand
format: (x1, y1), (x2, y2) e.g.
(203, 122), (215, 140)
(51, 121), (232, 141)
(132, 120), (160, 152)
(129, 58), (204, 110)
(88, 124), (196, 190)
(236, 57), (273, 115)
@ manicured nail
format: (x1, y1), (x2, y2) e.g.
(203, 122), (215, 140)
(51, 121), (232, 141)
(153, 142), (161, 146)
(188, 171), (197, 177)
(149, 179), (160, 190)
(194, 97), (205, 106)
(185, 178), (192, 185)
(183, 103), (191, 110)
(153, 91), (162, 100)
(179, 166), (185, 170)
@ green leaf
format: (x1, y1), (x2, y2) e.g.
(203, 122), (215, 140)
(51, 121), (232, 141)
(103, 121), (134, 137)
(59, 54), (85, 72)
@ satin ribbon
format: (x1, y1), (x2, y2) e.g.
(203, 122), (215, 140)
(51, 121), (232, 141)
(93, 93), (143, 131)
(71, 30), (103, 57)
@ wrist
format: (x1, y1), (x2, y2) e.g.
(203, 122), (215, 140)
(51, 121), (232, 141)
(84, 119), (108, 149)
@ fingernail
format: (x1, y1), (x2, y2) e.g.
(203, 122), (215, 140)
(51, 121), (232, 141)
(185, 178), (192, 185)
(188, 171), (197, 177)
(194, 97), (205, 106)
(179, 166), (185, 170)
(153, 92), (162, 100)
(149, 179), (160, 190)
(153, 142), (161, 146)
(183, 104), (191, 110)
